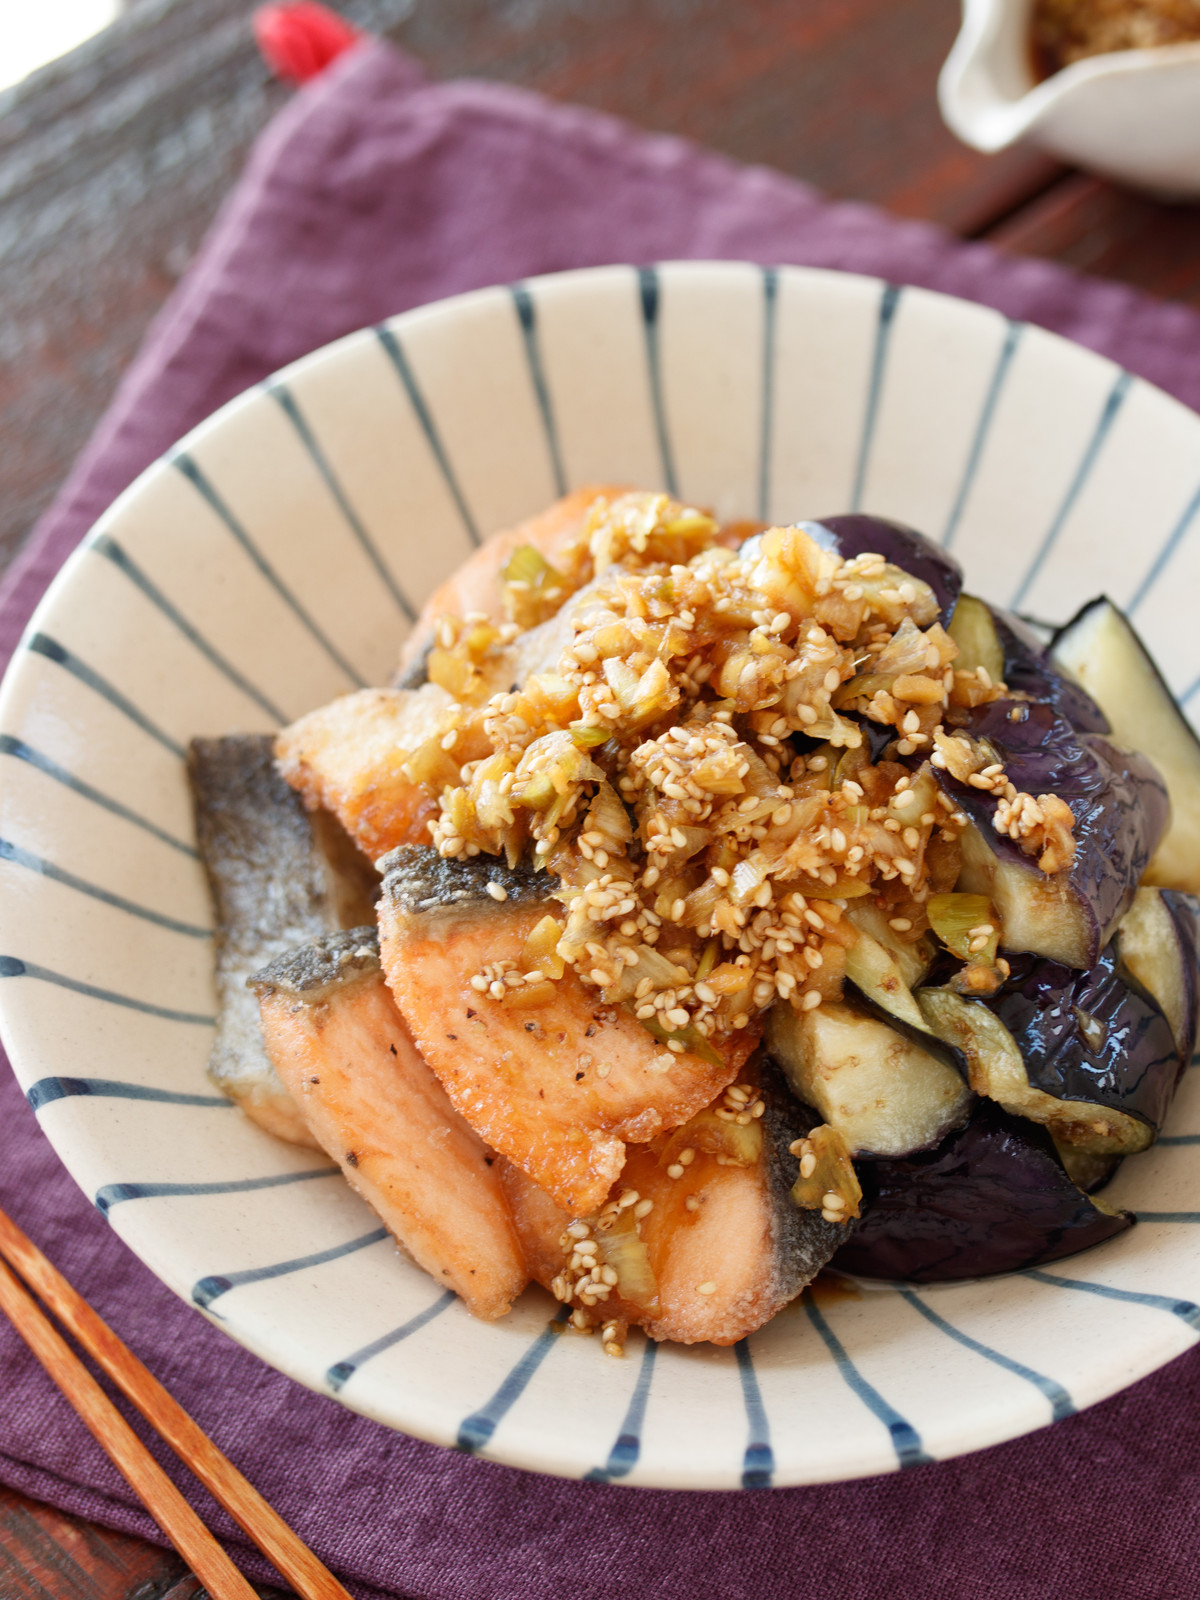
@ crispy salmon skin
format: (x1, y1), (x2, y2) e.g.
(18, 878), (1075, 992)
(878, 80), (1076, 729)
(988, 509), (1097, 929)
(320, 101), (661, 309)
(189, 735), (377, 1145)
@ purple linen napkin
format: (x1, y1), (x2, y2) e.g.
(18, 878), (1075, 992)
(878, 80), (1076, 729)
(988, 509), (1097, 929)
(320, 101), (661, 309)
(3, 36), (1200, 1600)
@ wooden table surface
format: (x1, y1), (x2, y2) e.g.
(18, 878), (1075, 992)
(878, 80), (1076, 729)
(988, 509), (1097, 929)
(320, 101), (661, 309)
(3, 0), (1199, 1594)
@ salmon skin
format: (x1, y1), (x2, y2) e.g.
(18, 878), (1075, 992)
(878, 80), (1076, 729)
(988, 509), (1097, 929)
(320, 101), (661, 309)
(188, 735), (377, 1145)
(376, 843), (551, 918)
(250, 927), (527, 1320)
(377, 845), (753, 1216)
(394, 641), (432, 691)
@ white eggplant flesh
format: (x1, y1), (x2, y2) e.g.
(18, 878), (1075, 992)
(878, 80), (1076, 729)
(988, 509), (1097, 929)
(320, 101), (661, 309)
(767, 1000), (972, 1158)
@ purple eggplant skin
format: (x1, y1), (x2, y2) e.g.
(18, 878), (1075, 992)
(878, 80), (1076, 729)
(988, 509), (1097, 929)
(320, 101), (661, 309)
(942, 699), (1170, 969)
(987, 944), (1183, 1139)
(989, 607), (1110, 735)
(831, 1100), (1133, 1283)
(803, 515), (963, 627)
(1162, 891), (1200, 1063)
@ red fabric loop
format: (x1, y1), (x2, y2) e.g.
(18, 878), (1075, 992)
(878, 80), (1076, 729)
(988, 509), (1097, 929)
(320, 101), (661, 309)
(253, 2), (362, 83)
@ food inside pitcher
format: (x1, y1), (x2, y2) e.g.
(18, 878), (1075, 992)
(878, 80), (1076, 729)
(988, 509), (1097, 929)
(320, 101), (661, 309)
(1031, 0), (1200, 77)
(191, 488), (1200, 1351)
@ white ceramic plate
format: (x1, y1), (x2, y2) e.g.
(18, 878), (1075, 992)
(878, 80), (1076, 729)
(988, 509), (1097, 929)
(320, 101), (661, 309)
(2, 262), (1199, 1491)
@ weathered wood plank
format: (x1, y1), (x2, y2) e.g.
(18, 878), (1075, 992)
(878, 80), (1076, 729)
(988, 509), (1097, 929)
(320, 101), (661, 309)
(0, 1483), (186, 1600)
(0, 1483), (293, 1599)
(0, 0), (411, 574)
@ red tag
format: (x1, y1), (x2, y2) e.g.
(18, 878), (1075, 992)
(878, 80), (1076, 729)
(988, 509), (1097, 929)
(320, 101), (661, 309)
(253, 2), (362, 83)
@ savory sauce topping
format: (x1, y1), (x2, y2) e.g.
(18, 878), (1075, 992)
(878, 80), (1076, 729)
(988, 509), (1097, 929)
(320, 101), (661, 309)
(405, 492), (1058, 1051)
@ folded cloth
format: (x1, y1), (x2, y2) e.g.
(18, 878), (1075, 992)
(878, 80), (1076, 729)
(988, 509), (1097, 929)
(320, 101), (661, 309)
(3, 37), (1200, 1600)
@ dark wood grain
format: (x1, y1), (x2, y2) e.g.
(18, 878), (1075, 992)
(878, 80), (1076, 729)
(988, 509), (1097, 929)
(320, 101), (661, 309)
(0, 1482), (291, 1599)
(0, 1481), (191, 1600)
(400, 0), (1062, 231)
(987, 170), (1200, 304)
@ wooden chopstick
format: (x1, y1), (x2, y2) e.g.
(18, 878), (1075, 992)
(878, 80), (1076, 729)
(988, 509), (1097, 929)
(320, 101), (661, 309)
(0, 1252), (259, 1600)
(0, 1203), (353, 1600)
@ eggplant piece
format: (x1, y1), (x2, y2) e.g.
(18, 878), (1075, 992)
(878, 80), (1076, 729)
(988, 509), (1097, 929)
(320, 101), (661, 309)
(843, 901), (935, 1031)
(805, 514), (963, 627)
(989, 944), (1182, 1141)
(831, 1100), (1133, 1283)
(766, 997), (972, 1158)
(943, 699), (1169, 968)
(1164, 891), (1200, 1060)
(188, 735), (378, 1146)
(948, 595), (1108, 734)
(1049, 596), (1200, 892)
(1118, 886), (1200, 1062)
(917, 976), (1172, 1156)
(1054, 1142), (1121, 1194)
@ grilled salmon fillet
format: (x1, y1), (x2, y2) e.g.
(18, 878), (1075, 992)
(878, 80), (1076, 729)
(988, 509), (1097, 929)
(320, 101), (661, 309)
(395, 485), (626, 685)
(376, 847), (756, 1215)
(251, 927), (527, 1320)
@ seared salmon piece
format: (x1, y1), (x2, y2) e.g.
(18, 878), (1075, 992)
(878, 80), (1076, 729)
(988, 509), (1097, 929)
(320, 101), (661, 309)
(498, 1159), (575, 1289)
(250, 928), (527, 1321)
(189, 736), (378, 1146)
(395, 486), (624, 684)
(500, 1061), (849, 1345)
(376, 847), (755, 1217)
(275, 682), (457, 862)
(622, 1060), (847, 1345)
